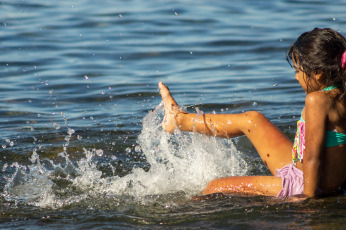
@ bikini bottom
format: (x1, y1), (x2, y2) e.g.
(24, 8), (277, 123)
(275, 164), (304, 197)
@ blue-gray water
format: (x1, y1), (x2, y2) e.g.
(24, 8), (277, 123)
(1, 0), (346, 229)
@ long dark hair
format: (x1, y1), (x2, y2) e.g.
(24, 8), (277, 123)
(287, 28), (346, 98)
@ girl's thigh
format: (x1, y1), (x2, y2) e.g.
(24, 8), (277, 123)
(237, 111), (293, 174)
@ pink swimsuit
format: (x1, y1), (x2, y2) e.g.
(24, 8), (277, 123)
(275, 117), (305, 197)
(276, 164), (304, 197)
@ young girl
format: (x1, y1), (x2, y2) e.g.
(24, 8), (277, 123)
(158, 28), (346, 198)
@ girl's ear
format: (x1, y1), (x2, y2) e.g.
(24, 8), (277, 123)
(314, 72), (326, 84)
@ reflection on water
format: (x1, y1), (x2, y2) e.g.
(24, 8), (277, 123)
(1, 0), (345, 228)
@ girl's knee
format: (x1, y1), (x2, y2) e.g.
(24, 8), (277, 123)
(244, 111), (266, 121)
(243, 111), (269, 126)
(240, 111), (270, 135)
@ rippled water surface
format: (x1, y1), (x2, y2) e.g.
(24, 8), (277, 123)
(1, 0), (346, 228)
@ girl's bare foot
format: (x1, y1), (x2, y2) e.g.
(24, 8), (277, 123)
(158, 82), (182, 133)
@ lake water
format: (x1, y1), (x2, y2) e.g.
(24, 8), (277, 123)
(1, 0), (345, 229)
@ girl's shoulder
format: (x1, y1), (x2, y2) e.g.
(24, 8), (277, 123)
(305, 91), (333, 111)
(306, 89), (345, 108)
(306, 90), (346, 131)
(303, 92), (330, 124)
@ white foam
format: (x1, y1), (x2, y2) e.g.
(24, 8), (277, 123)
(2, 103), (249, 208)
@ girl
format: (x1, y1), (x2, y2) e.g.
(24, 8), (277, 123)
(158, 28), (346, 198)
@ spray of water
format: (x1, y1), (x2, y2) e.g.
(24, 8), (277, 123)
(1, 103), (249, 208)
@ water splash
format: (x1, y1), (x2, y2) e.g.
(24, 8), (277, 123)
(1, 103), (249, 208)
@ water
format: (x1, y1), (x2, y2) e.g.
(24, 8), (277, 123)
(1, 0), (345, 228)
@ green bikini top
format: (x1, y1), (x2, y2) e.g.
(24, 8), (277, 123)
(325, 130), (346, 147)
(321, 86), (346, 147)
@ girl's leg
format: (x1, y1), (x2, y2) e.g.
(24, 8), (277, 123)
(202, 176), (282, 196)
(159, 82), (293, 175)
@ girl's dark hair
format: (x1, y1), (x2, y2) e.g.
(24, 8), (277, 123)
(287, 28), (346, 98)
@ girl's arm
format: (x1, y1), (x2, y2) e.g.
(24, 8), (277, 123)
(303, 92), (329, 197)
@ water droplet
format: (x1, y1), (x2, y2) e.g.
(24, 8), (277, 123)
(173, 129), (180, 135)
(195, 107), (203, 115)
(2, 163), (8, 172)
(252, 102), (258, 106)
(84, 75), (89, 80)
(135, 145), (142, 152)
(274, 83), (278, 87)
(96, 149), (103, 156)
(67, 128), (75, 136)
(125, 147), (131, 153)
(119, 14), (123, 18)
(53, 123), (60, 130)
(10, 141), (14, 147)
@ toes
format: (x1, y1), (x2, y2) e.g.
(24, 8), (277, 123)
(158, 82), (177, 106)
(158, 82), (169, 98)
